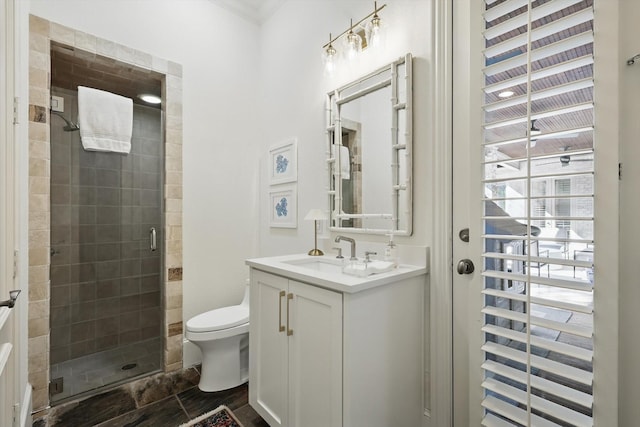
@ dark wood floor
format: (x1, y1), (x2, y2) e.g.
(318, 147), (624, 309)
(33, 367), (268, 427)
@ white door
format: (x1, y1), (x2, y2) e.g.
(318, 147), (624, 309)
(0, 308), (17, 427)
(452, 1), (619, 425)
(287, 280), (342, 427)
(1, 0), (20, 425)
(249, 270), (289, 427)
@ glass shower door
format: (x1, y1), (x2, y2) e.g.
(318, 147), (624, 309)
(49, 88), (163, 402)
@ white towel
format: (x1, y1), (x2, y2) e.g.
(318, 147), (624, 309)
(78, 86), (133, 154)
(331, 144), (351, 180)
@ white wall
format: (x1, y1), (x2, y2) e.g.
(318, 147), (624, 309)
(257, 0), (431, 257)
(27, 0), (262, 332)
(619, 0), (640, 423)
(26, 0), (431, 370)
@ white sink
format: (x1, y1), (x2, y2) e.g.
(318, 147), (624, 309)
(282, 257), (345, 274)
(283, 257), (396, 278)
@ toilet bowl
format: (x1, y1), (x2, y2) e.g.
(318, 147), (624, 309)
(186, 284), (249, 392)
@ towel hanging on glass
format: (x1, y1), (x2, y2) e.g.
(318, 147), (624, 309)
(78, 86), (133, 154)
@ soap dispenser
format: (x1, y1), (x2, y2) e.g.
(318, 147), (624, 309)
(384, 232), (398, 267)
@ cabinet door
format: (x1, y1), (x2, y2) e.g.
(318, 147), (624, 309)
(288, 280), (343, 427)
(250, 271), (289, 427)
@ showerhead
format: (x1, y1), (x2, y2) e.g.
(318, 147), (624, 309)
(51, 110), (80, 132)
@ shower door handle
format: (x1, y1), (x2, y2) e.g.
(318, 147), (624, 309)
(149, 227), (157, 252)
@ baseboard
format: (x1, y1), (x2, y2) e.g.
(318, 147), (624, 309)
(20, 384), (32, 427)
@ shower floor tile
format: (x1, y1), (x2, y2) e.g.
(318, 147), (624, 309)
(50, 338), (162, 403)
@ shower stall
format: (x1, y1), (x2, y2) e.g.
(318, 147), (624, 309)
(48, 82), (164, 402)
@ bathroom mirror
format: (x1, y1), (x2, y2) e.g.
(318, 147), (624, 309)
(326, 53), (412, 235)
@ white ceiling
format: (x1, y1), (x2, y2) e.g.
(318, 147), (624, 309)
(209, 0), (285, 24)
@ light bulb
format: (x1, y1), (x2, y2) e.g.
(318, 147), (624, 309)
(324, 43), (337, 76)
(344, 19), (362, 60)
(366, 2), (385, 49)
(346, 33), (360, 59)
(323, 33), (337, 76)
(369, 21), (381, 47)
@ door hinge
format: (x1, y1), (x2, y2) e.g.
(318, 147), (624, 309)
(13, 403), (19, 427)
(13, 97), (19, 125)
(619, 163), (622, 180)
(13, 250), (18, 279)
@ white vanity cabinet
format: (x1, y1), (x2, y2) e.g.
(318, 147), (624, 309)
(247, 254), (426, 427)
(249, 269), (343, 427)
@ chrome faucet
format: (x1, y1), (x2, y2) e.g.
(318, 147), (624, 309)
(334, 235), (357, 260)
(364, 251), (377, 263)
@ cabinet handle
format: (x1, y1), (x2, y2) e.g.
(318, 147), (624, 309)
(286, 293), (294, 336)
(278, 290), (286, 332)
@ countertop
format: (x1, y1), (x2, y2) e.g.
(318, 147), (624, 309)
(246, 253), (428, 294)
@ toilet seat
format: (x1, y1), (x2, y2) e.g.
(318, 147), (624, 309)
(186, 305), (249, 333)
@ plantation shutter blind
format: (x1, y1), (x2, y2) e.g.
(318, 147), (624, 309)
(481, 1), (595, 426)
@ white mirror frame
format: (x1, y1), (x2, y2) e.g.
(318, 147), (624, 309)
(326, 53), (413, 235)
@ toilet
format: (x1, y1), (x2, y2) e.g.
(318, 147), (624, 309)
(185, 284), (249, 392)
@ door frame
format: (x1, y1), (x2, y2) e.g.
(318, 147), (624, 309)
(428, 0), (454, 426)
(2, 0), (30, 425)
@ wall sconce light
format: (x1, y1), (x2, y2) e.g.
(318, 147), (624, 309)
(323, 33), (337, 76)
(322, 2), (387, 75)
(344, 19), (363, 61)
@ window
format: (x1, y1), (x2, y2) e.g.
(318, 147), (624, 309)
(480, 0), (595, 425)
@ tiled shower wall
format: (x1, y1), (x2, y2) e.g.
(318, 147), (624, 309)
(29, 15), (183, 411)
(49, 88), (163, 365)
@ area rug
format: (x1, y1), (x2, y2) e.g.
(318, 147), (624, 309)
(178, 405), (244, 427)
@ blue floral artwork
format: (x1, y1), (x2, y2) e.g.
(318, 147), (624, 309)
(275, 197), (288, 217)
(276, 154), (289, 174)
(269, 185), (296, 228)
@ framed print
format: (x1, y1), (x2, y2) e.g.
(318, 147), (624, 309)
(269, 138), (297, 185)
(269, 185), (297, 228)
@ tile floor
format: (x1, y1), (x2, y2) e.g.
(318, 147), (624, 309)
(50, 338), (162, 404)
(34, 366), (268, 427)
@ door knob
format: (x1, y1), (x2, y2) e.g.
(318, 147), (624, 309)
(456, 259), (475, 275)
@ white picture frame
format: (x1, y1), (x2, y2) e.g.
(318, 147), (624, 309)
(269, 184), (297, 228)
(269, 138), (297, 185)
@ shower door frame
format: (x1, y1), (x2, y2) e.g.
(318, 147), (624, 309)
(27, 16), (184, 412)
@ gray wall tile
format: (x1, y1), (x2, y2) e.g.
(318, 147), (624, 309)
(49, 91), (163, 364)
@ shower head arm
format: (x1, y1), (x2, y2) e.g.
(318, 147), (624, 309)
(51, 110), (80, 131)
